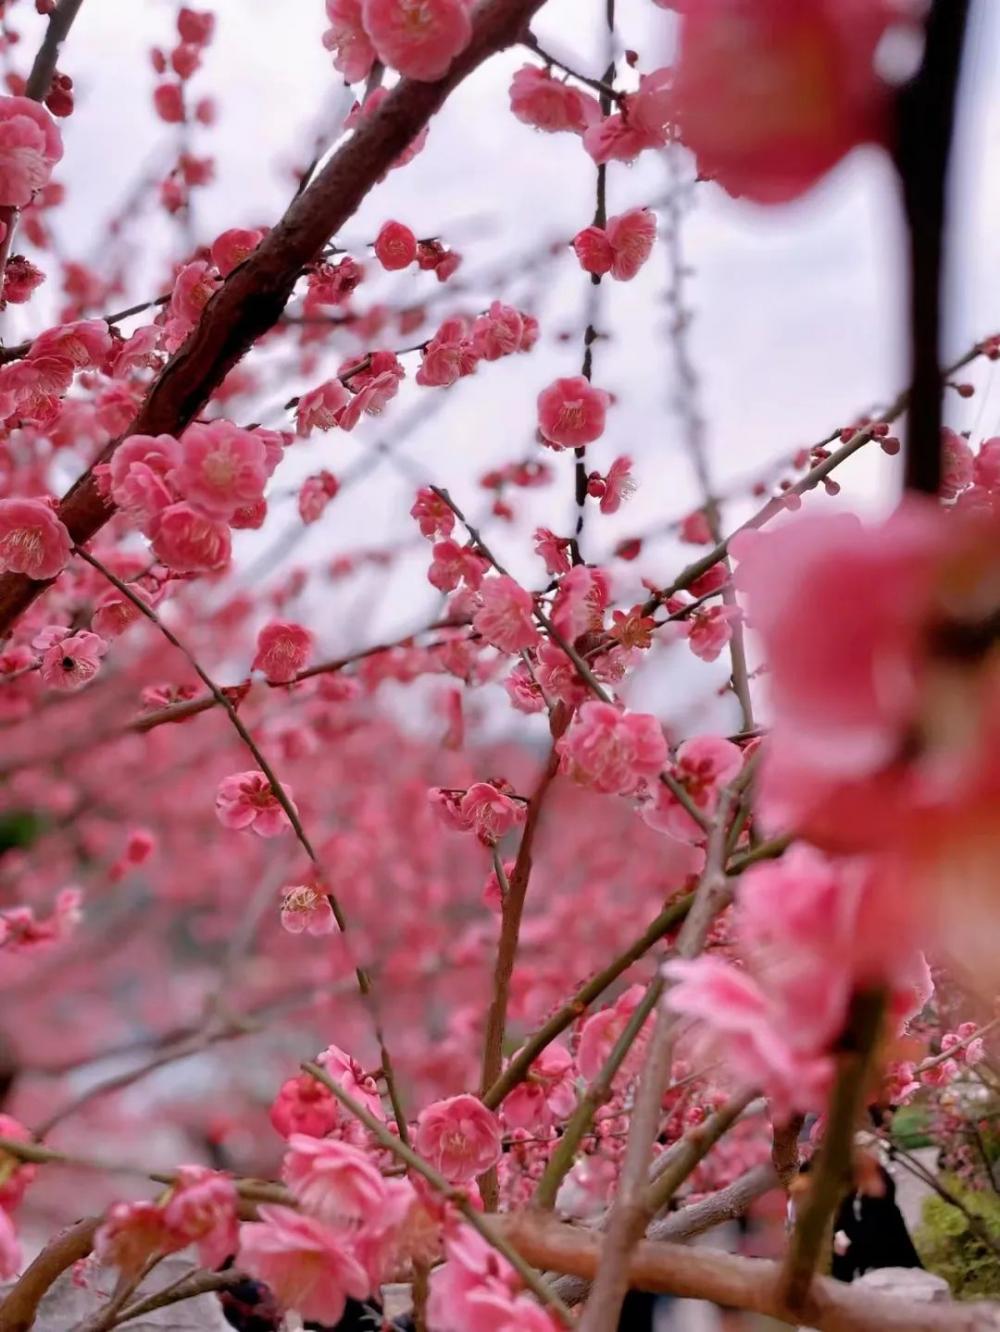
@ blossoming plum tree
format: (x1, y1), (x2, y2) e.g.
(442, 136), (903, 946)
(0, 0), (997, 1329)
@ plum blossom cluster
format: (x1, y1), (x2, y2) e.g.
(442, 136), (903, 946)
(95, 1166), (238, 1278)
(0, 2), (995, 1328)
(666, 846), (932, 1118)
(103, 420), (286, 573)
(296, 350), (405, 435)
(731, 480), (1000, 985)
(239, 1134), (418, 1324)
(886, 1022), (989, 1103)
(429, 1224), (565, 1332)
(510, 62), (670, 168)
(416, 302), (538, 388)
(431, 780), (528, 846)
(324, 0), (475, 84)
(573, 207), (658, 282)
(0, 95), (62, 211)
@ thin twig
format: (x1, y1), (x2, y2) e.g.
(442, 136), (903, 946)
(639, 337), (993, 617)
(481, 890), (693, 1110)
(642, 1088), (759, 1214)
(479, 737), (564, 1208)
(662, 148), (755, 732)
(303, 1062), (574, 1326)
(72, 545), (410, 1142)
(521, 30), (623, 104)
(534, 975), (665, 1210)
(579, 793), (734, 1330)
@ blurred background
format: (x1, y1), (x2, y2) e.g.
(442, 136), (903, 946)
(1, 1), (999, 1325)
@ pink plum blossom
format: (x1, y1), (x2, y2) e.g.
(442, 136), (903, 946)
(428, 538), (489, 592)
(509, 65), (601, 135)
(501, 1043), (576, 1131)
(427, 1224), (522, 1332)
(108, 434), (180, 529)
(558, 701), (668, 796)
(323, 0), (377, 82)
(663, 0), (902, 203)
(270, 1074), (340, 1140)
(941, 428), (974, 500)
(551, 563), (610, 639)
(0, 498), (71, 579)
(537, 375), (610, 449)
(95, 1200), (171, 1277)
(665, 955), (829, 1119)
(162, 1166), (239, 1270)
(459, 781), (527, 845)
(0, 96), (62, 207)
(215, 771), (295, 837)
(533, 527), (572, 575)
(171, 420), (268, 519)
(643, 735), (743, 841)
(0, 1115), (36, 1211)
(471, 301), (530, 361)
(318, 1043), (386, 1120)
(210, 226), (265, 276)
(361, 0), (472, 81)
(473, 576), (539, 653)
(597, 455), (636, 514)
(411, 486), (455, 539)
(280, 884), (337, 936)
(151, 502), (231, 572)
(253, 621), (312, 683)
(29, 318), (112, 368)
(416, 317), (478, 387)
(415, 1093), (502, 1183)
(577, 984), (651, 1081)
(296, 379), (351, 435)
(374, 219), (418, 270)
(39, 629), (106, 692)
(282, 1134), (388, 1227)
(237, 1204), (369, 1323)
(573, 208), (657, 282)
(162, 259), (220, 350)
(298, 471), (339, 524)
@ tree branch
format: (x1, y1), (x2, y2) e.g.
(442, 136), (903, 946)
(303, 1061), (574, 1326)
(782, 989), (886, 1313)
(0, 0), (554, 637)
(0, 1217), (100, 1332)
(895, 0), (971, 495)
(481, 890), (693, 1110)
(479, 736), (564, 1208)
(500, 1211), (1000, 1330)
(25, 0), (86, 101)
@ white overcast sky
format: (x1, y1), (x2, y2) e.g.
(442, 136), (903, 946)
(10, 0), (1000, 731)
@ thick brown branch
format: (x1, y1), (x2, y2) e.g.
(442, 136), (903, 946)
(895, 0), (971, 495)
(0, 1216), (100, 1332)
(25, 0), (86, 101)
(500, 1212), (1000, 1330)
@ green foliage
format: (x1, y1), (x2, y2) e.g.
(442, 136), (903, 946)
(892, 1104), (933, 1149)
(0, 808), (45, 856)
(915, 1175), (1000, 1299)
